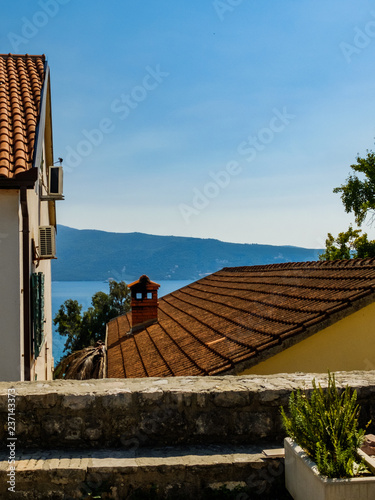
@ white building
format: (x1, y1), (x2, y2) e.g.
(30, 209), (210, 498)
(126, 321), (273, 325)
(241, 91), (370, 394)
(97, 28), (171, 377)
(0, 54), (63, 381)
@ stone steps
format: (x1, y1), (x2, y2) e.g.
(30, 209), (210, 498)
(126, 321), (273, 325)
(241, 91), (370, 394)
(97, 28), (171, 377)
(0, 444), (287, 499)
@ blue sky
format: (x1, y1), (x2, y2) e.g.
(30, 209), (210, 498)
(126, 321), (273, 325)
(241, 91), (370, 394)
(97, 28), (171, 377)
(2, 1), (375, 248)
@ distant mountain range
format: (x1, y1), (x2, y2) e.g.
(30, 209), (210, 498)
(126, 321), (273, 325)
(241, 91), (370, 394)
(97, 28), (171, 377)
(51, 225), (323, 282)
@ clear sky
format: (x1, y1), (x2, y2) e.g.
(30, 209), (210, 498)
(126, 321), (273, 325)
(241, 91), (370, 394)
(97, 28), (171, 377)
(2, 1), (375, 248)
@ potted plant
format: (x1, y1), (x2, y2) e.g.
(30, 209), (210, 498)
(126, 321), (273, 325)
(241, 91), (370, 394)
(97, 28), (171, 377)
(281, 372), (375, 500)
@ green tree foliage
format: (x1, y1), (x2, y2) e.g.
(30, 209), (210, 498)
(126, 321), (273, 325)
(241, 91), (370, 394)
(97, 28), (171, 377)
(319, 226), (375, 261)
(281, 373), (369, 478)
(320, 149), (375, 261)
(54, 280), (130, 358)
(334, 149), (375, 226)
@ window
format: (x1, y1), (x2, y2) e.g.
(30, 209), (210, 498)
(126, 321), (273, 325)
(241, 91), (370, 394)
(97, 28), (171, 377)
(31, 272), (45, 358)
(136, 292), (142, 300)
(147, 292), (153, 299)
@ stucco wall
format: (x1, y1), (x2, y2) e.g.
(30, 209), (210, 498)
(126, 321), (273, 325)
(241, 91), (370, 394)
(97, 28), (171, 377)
(242, 301), (375, 375)
(28, 151), (54, 381)
(1, 372), (375, 450)
(0, 190), (21, 381)
(0, 176), (54, 382)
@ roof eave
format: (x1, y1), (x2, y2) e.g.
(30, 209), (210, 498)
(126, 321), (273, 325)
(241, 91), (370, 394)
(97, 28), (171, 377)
(32, 61), (50, 170)
(0, 168), (38, 189)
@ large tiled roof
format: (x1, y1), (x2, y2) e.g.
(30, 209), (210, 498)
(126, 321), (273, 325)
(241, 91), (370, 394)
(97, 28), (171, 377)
(106, 258), (375, 378)
(0, 54), (46, 178)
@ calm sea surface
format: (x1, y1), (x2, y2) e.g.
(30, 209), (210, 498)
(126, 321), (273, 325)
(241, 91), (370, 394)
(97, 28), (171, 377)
(52, 280), (192, 364)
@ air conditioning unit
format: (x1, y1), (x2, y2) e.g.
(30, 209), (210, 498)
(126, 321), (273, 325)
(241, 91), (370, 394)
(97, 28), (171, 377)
(39, 226), (56, 259)
(48, 165), (63, 199)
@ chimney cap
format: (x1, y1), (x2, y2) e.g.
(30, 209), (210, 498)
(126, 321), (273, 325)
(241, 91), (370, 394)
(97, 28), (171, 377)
(129, 274), (160, 291)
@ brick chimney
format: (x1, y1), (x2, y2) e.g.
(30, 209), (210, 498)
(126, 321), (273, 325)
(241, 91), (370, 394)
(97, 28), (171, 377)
(129, 275), (160, 333)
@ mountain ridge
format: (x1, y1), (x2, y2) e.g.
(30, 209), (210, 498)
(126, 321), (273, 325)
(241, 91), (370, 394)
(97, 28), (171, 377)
(52, 225), (323, 281)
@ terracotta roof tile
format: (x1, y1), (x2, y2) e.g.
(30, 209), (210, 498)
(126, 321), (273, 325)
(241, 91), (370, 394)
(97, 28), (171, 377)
(106, 258), (375, 378)
(0, 54), (46, 179)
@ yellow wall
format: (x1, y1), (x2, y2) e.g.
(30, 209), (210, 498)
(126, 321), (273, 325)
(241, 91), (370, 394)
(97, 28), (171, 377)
(242, 301), (375, 375)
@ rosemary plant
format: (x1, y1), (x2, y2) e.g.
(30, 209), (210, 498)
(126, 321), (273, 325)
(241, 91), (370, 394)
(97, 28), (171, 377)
(281, 372), (370, 478)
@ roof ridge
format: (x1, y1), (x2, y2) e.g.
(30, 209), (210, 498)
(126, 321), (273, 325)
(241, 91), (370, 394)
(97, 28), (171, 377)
(199, 277), (373, 296)
(0, 53), (46, 59)
(220, 257), (375, 273)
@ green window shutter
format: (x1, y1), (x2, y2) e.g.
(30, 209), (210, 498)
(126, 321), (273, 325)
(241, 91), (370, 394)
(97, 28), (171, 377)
(40, 273), (45, 329)
(31, 272), (45, 358)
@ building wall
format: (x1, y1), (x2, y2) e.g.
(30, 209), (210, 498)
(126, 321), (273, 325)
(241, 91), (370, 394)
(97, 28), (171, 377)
(28, 152), (54, 381)
(0, 190), (22, 381)
(242, 302), (375, 375)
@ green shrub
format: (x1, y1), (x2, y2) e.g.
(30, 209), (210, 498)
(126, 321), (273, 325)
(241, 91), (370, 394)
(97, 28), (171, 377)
(281, 372), (370, 478)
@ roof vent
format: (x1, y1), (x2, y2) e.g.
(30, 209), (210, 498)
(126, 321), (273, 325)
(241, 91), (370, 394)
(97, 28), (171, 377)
(38, 226), (56, 259)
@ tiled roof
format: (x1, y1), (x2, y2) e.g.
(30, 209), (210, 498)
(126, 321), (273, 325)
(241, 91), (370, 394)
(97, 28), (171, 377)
(0, 54), (46, 179)
(106, 258), (375, 378)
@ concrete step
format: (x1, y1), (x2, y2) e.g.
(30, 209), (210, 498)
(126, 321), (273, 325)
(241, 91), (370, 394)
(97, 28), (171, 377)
(0, 444), (290, 499)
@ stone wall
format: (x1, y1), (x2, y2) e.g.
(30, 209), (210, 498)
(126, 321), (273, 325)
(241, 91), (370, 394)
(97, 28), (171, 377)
(1, 371), (375, 450)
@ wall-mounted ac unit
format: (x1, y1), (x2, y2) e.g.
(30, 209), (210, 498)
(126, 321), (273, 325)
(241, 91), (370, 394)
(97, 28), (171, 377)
(39, 226), (56, 259)
(48, 165), (64, 199)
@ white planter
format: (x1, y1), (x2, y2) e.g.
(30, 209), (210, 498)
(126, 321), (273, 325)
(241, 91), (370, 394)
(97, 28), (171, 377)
(284, 437), (375, 500)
